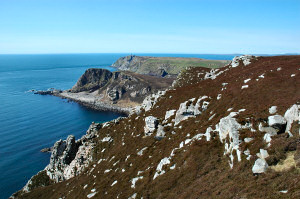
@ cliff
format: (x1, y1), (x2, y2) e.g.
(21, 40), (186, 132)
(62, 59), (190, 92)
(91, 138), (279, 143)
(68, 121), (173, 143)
(111, 55), (230, 76)
(13, 55), (300, 199)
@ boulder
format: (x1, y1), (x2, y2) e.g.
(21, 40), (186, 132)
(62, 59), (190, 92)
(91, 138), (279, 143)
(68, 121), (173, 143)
(269, 106), (277, 114)
(268, 115), (287, 133)
(284, 104), (300, 133)
(156, 125), (166, 137)
(252, 158), (268, 174)
(144, 116), (158, 136)
(164, 110), (176, 121)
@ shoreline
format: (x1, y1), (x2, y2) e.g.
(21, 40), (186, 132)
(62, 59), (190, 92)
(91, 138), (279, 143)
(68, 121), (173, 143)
(32, 89), (132, 115)
(56, 93), (131, 115)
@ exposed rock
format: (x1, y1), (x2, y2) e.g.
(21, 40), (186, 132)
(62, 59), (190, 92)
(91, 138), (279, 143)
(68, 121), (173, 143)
(257, 149), (269, 159)
(40, 147), (52, 153)
(284, 104), (300, 133)
(252, 158), (268, 174)
(216, 112), (242, 167)
(144, 116), (158, 136)
(34, 88), (62, 95)
(156, 125), (166, 137)
(231, 55), (257, 68)
(45, 135), (79, 182)
(174, 96), (208, 126)
(71, 69), (113, 92)
(164, 110), (176, 121)
(268, 115), (287, 133)
(269, 106), (277, 114)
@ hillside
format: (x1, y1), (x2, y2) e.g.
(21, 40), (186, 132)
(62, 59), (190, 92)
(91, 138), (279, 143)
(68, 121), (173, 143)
(13, 55), (300, 199)
(111, 55), (230, 76)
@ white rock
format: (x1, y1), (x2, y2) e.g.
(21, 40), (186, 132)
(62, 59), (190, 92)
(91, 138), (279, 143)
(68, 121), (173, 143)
(144, 116), (158, 136)
(244, 78), (251, 83)
(165, 110), (176, 120)
(128, 193), (137, 199)
(279, 190), (288, 193)
(269, 106), (277, 114)
(257, 149), (269, 159)
(252, 158), (268, 174)
(131, 176), (143, 188)
(241, 85), (248, 89)
(216, 112), (242, 167)
(156, 125), (166, 137)
(244, 138), (254, 143)
(268, 115), (287, 126)
(284, 104), (300, 133)
(291, 74), (295, 77)
(153, 157), (171, 179)
(137, 147), (148, 156)
(111, 180), (117, 186)
(231, 55), (256, 68)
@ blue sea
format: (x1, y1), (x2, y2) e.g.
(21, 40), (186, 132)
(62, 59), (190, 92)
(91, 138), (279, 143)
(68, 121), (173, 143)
(0, 53), (235, 198)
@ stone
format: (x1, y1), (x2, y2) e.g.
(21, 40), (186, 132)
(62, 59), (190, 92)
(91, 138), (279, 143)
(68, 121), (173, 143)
(284, 104), (300, 133)
(268, 115), (287, 133)
(144, 116), (158, 136)
(216, 112), (242, 167)
(164, 110), (176, 120)
(156, 125), (166, 137)
(257, 149), (269, 159)
(40, 147), (52, 153)
(269, 106), (277, 114)
(174, 97), (207, 126)
(231, 55), (256, 68)
(252, 158), (268, 174)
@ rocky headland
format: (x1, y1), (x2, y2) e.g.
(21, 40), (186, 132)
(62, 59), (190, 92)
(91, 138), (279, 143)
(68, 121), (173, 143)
(36, 68), (175, 114)
(13, 55), (300, 199)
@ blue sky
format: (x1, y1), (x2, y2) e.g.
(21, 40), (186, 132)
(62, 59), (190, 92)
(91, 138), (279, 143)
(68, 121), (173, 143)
(0, 0), (299, 54)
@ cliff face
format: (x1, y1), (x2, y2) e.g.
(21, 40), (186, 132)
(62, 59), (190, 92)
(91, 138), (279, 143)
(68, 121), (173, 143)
(71, 69), (113, 92)
(111, 55), (230, 76)
(14, 55), (300, 199)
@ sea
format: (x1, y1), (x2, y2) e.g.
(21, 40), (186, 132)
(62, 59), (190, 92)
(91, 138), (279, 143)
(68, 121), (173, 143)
(0, 53), (235, 198)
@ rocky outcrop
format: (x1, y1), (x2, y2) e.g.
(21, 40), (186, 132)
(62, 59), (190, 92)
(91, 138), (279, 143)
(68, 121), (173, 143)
(19, 122), (102, 194)
(144, 116), (158, 136)
(230, 55), (257, 68)
(71, 69), (113, 92)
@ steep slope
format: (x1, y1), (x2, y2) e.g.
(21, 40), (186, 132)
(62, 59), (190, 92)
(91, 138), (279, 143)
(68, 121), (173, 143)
(111, 55), (230, 76)
(13, 55), (300, 199)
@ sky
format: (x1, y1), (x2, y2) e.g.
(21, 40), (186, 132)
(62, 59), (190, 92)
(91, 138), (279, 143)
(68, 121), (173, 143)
(0, 0), (299, 54)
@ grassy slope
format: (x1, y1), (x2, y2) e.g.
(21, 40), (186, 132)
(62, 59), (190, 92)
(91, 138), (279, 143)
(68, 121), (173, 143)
(118, 56), (230, 75)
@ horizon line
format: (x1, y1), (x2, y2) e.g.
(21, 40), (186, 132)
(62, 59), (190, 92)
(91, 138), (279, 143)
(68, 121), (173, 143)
(0, 52), (299, 56)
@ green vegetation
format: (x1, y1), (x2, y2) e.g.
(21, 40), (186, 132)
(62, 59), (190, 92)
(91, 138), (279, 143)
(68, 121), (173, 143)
(27, 170), (53, 191)
(133, 57), (229, 75)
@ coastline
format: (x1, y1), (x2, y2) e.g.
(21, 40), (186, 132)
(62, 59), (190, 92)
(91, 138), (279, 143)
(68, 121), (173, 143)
(55, 92), (131, 115)
(35, 89), (133, 115)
